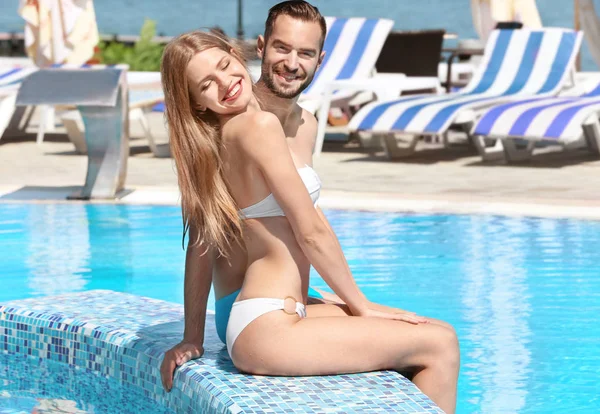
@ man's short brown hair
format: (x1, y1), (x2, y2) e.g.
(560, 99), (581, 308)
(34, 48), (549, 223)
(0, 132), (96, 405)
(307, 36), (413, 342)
(264, 1), (327, 51)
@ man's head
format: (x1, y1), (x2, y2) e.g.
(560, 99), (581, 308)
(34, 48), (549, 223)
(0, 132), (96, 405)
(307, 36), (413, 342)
(257, 1), (327, 99)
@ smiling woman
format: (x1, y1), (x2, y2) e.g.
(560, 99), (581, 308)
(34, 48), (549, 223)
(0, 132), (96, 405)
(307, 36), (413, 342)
(187, 49), (252, 112)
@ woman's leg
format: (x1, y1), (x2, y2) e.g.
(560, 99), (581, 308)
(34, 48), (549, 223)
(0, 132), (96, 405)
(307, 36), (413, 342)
(306, 303), (454, 381)
(306, 302), (455, 331)
(232, 306), (459, 414)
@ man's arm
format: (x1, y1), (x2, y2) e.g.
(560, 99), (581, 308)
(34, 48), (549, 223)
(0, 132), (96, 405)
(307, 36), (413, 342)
(160, 224), (214, 392)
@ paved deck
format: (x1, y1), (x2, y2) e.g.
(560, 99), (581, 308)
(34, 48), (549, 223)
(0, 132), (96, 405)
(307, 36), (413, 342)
(1, 110), (599, 218)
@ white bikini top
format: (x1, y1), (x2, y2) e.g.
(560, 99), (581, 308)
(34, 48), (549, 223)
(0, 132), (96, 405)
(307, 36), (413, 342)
(239, 166), (321, 219)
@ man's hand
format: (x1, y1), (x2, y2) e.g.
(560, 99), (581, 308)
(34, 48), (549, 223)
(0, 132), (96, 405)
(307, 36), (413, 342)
(160, 341), (204, 392)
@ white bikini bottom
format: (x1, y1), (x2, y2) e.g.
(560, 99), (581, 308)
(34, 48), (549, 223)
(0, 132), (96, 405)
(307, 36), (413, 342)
(226, 297), (307, 358)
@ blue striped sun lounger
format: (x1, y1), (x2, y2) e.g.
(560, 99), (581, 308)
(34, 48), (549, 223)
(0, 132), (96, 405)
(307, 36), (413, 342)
(0, 66), (39, 139)
(303, 17), (395, 155)
(301, 17), (393, 101)
(346, 28), (583, 158)
(471, 82), (600, 160)
(0, 66), (39, 94)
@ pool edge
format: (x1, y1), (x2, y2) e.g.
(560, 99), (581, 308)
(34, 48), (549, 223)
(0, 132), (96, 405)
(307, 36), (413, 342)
(0, 290), (444, 413)
(1, 185), (599, 220)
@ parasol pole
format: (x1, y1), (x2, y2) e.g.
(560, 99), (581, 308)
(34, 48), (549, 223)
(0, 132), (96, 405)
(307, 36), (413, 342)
(237, 0), (245, 40)
(575, 0), (581, 71)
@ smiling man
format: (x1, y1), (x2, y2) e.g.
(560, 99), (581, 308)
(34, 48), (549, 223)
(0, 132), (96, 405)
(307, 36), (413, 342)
(257, 3), (325, 99)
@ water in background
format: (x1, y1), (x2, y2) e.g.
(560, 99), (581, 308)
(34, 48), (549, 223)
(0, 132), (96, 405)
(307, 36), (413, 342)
(1, 203), (600, 413)
(0, 0), (598, 71)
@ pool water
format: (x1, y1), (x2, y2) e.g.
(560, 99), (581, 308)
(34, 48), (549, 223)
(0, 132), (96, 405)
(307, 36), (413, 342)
(1, 204), (600, 413)
(0, 353), (172, 414)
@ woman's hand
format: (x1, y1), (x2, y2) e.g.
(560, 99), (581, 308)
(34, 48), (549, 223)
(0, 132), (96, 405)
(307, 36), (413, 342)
(160, 340), (204, 392)
(353, 301), (429, 325)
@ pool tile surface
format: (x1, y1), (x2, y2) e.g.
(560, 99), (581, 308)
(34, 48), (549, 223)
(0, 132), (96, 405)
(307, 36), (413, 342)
(1, 291), (443, 413)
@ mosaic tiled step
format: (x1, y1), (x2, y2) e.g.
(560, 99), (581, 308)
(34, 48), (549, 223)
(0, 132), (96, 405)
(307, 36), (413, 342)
(0, 290), (443, 413)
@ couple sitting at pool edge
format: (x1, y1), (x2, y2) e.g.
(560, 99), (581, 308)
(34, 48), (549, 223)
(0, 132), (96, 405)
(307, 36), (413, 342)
(159, 1), (459, 413)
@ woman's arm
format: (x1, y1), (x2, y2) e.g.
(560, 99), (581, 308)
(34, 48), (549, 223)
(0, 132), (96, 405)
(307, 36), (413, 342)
(181, 226), (214, 343)
(235, 112), (368, 315)
(160, 224), (214, 391)
(311, 207), (427, 324)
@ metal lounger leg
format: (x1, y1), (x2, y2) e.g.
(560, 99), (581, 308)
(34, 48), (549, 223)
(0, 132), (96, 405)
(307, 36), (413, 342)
(502, 138), (535, 162)
(582, 118), (600, 155)
(69, 81), (129, 199)
(382, 132), (418, 159)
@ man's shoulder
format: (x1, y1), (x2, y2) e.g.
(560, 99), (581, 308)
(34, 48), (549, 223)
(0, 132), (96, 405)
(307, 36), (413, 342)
(299, 106), (318, 131)
(286, 105), (317, 140)
(269, 104), (317, 150)
(298, 106), (318, 148)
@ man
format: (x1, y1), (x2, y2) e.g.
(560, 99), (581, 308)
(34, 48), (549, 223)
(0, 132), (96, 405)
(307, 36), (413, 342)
(160, 0), (433, 392)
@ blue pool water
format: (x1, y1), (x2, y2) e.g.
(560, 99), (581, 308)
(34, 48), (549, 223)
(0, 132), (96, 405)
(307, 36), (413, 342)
(0, 353), (171, 414)
(1, 203), (599, 413)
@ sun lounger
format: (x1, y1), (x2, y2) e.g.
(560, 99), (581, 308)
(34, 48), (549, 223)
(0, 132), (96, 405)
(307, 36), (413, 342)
(301, 17), (395, 103)
(299, 17), (408, 156)
(0, 65), (38, 91)
(0, 62), (165, 157)
(0, 65), (39, 138)
(344, 28), (583, 159)
(61, 88), (165, 156)
(16, 67), (129, 199)
(470, 82), (600, 161)
(60, 70), (165, 157)
(0, 63), (129, 144)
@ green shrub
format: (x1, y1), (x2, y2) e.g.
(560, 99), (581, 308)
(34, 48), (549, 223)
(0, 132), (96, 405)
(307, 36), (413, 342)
(96, 19), (164, 71)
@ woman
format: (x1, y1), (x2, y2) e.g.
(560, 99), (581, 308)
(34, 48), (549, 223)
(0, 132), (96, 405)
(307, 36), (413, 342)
(161, 31), (459, 413)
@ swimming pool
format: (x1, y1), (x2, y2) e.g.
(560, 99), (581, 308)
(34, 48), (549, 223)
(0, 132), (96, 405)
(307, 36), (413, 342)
(1, 203), (599, 413)
(0, 352), (171, 414)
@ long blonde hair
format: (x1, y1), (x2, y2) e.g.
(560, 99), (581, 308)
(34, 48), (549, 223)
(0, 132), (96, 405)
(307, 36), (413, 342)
(160, 31), (246, 256)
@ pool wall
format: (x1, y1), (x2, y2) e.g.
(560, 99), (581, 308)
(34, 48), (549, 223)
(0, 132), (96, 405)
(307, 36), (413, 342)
(0, 290), (443, 413)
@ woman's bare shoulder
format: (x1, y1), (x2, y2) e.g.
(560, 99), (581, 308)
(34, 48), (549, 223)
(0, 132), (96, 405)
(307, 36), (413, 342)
(227, 110), (280, 132)
(223, 110), (284, 150)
